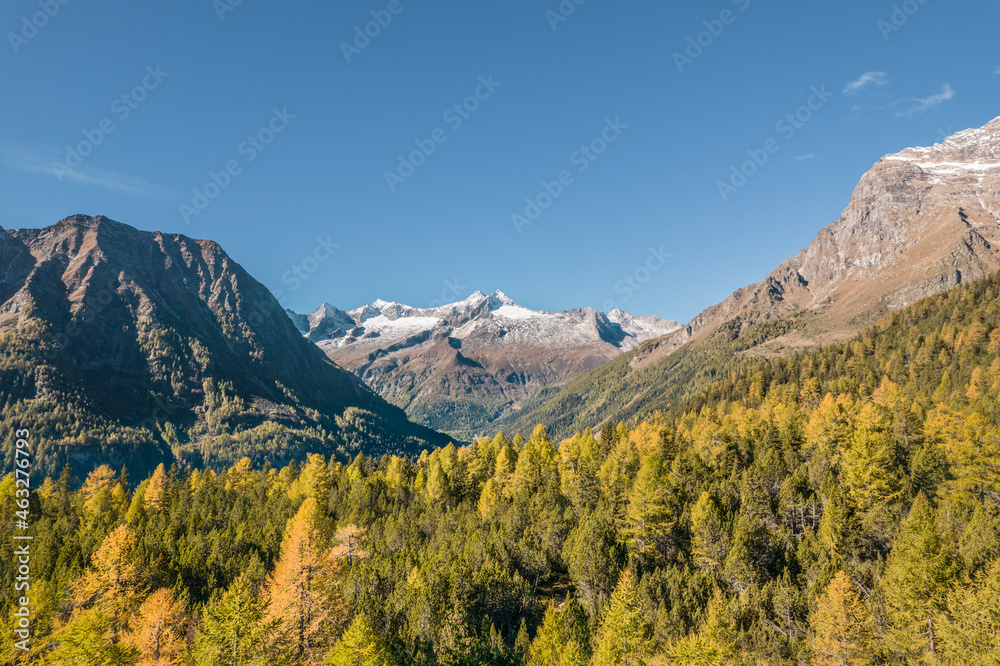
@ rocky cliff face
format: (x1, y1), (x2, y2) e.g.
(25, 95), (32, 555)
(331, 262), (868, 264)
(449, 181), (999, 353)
(501, 116), (1000, 439)
(289, 291), (681, 439)
(0, 215), (449, 479)
(636, 117), (1000, 366)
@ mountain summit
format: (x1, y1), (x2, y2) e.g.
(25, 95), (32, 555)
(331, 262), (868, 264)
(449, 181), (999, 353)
(289, 291), (681, 439)
(500, 116), (1000, 439)
(0, 215), (449, 478)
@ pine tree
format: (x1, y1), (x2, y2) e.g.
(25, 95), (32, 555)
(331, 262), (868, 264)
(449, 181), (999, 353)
(192, 573), (273, 666)
(880, 493), (960, 661)
(809, 572), (873, 666)
(593, 570), (654, 666)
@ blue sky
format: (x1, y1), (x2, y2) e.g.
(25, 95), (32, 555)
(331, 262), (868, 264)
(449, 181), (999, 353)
(1, 0), (998, 322)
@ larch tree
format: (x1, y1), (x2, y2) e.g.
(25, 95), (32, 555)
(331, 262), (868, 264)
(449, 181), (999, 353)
(124, 588), (189, 666)
(73, 524), (146, 639)
(624, 453), (674, 566)
(935, 557), (1000, 662)
(690, 491), (728, 574)
(324, 614), (392, 666)
(265, 497), (346, 663)
(143, 463), (169, 512)
(809, 572), (874, 666)
(192, 573), (273, 666)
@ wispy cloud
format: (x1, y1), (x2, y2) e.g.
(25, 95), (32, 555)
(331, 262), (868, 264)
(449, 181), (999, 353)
(894, 84), (955, 117)
(0, 145), (172, 197)
(794, 153), (816, 161)
(844, 71), (888, 95)
(994, 66), (1000, 77)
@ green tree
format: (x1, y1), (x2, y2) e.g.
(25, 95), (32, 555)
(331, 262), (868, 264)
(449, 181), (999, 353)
(324, 615), (393, 666)
(192, 573), (273, 666)
(593, 570), (654, 666)
(936, 557), (1000, 663)
(880, 493), (960, 661)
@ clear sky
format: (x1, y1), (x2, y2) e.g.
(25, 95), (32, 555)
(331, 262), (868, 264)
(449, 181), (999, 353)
(1, 0), (998, 322)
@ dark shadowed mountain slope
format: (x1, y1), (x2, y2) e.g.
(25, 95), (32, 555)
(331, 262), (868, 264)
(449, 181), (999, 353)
(0, 215), (450, 480)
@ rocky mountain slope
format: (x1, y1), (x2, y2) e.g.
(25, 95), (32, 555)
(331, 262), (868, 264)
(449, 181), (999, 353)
(499, 116), (1000, 440)
(289, 291), (680, 439)
(0, 215), (450, 480)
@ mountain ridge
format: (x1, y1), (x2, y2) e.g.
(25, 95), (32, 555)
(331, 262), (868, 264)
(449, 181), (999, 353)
(0, 215), (451, 479)
(497, 116), (1000, 440)
(288, 291), (681, 439)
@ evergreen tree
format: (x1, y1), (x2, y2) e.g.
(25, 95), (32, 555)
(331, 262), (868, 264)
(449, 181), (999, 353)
(324, 615), (393, 666)
(192, 573), (273, 666)
(880, 493), (960, 661)
(593, 570), (654, 666)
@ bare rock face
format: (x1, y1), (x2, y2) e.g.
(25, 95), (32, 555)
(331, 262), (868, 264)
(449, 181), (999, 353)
(499, 116), (1000, 441)
(637, 117), (1000, 366)
(288, 291), (681, 439)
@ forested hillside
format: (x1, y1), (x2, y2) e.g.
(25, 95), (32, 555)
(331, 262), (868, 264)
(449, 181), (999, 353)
(4, 272), (1000, 664)
(0, 216), (451, 482)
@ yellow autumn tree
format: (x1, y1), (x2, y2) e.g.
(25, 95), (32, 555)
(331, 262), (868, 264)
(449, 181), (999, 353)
(124, 588), (188, 666)
(143, 464), (168, 512)
(809, 572), (873, 666)
(73, 524), (146, 638)
(265, 498), (346, 664)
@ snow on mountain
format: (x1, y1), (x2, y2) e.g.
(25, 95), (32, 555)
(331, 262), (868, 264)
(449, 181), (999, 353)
(288, 290), (680, 353)
(286, 291), (681, 439)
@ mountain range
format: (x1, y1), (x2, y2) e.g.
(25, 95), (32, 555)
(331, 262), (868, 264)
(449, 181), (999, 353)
(3, 116), (1000, 477)
(496, 116), (1000, 439)
(287, 292), (680, 439)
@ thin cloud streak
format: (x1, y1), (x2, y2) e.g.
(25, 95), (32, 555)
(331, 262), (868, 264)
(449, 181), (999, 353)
(895, 84), (955, 117)
(0, 145), (172, 197)
(844, 71), (888, 95)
